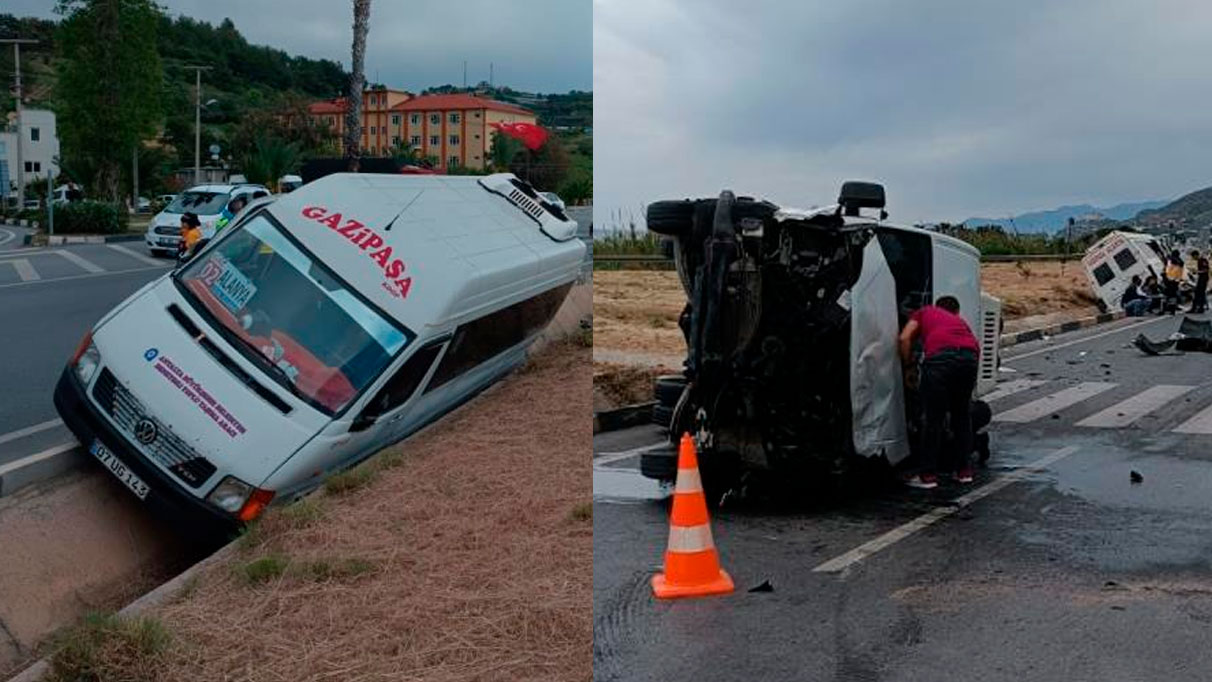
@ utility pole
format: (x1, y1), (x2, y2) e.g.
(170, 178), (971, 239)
(184, 66), (211, 187)
(463, 60), (467, 89)
(2, 39), (38, 209)
(132, 146), (138, 213)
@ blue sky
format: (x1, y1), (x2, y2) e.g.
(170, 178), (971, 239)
(9, 0), (591, 94)
(594, 0), (1212, 226)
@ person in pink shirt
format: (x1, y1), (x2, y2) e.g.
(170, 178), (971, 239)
(898, 295), (980, 489)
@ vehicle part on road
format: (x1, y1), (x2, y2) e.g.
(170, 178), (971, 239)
(642, 182), (1000, 502)
(748, 579), (774, 593)
(1133, 334), (1177, 355)
(1130, 470), (1143, 484)
(652, 433), (734, 599)
(651, 404), (673, 428)
(653, 374), (687, 407)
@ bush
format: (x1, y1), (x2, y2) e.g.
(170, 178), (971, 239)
(47, 201), (129, 235)
(48, 612), (171, 682)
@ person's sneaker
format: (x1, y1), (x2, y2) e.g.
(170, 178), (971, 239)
(903, 473), (939, 489)
(953, 468), (975, 484)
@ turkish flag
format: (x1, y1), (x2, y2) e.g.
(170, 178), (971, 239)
(489, 121), (549, 151)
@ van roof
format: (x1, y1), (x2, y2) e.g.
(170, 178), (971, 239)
(184, 184), (268, 194)
(262, 173), (585, 334)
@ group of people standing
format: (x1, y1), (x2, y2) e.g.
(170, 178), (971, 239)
(1121, 249), (1210, 316)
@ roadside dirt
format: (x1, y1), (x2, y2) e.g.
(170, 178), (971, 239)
(108, 341), (592, 682)
(592, 262), (1100, 409)
(0, 469), (202, 678)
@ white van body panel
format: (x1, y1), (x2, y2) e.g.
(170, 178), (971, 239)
(87, 172), (583, 518)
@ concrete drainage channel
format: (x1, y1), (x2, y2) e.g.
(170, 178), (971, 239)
(1, 282), (591, 681)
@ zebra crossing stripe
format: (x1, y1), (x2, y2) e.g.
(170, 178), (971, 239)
(56, 249), (105, 273)
(983, 379), (1048, 402)
(11, 259), (39, 282)
(1076, 385), (1195, 428)
(993, 382), (1116, 423)
(1172, 401), (1212, 434)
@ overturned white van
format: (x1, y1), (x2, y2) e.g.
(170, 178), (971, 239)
(1082, 230), (1173, 312)
(55, 173), (583, 532)
(640, 183), (1001, 503)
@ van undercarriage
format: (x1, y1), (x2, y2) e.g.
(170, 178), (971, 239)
(642, 187), (991, 502)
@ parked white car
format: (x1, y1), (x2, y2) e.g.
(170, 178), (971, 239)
(56, 173), (583, 533)
(144, 184), (270, 257)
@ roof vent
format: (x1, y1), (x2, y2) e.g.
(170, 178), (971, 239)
(479, 173), (578, 241)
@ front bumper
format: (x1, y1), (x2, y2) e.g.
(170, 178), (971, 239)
(53, 367), (241, 536)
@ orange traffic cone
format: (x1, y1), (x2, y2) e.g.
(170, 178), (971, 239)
(652, 433), (735, 599)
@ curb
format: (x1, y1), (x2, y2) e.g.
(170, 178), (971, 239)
(999, 310), (1125, 348)
(593, 402), (655, 435)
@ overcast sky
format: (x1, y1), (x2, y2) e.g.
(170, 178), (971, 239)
(595, 0), (1212, 227)
(9, 0), (590, 94)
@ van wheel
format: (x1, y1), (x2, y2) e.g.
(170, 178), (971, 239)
(652, 404), (674, 428)
(647, 200), (695, 236)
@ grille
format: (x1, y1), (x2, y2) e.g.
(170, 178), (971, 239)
(92, 368), (217, 488)
(154, 224), (179, 235)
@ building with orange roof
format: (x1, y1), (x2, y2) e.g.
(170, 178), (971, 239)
(308, 89), (537, 171)
(305, 86), (413, 157)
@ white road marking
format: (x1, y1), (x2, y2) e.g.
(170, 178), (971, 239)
(1003, 316), (1169, 362)
(10, 258), (39, 281)
(106, 243), (165, 267)
(0, 228), (14, 246)
(813, 445), (1081, 574)
(0, 265), (166, 290)
(1171, 401), (1212, 434)
(1076, 384), (1195, 428)
(992, 382), (1117, 423)
(0, 441), (79, 478)
(593, 442), (669, 467)
(983, 379), (1048, 402)
(56, 249), (105, 273)
(0, 418), (65, 447)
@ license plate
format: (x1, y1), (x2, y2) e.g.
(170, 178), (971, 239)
(158, 237), (177, 246)
(89, 440), (150, 500)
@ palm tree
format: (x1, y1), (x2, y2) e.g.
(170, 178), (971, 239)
(344, 0), (373, 171)
(241, 136), (302, 192)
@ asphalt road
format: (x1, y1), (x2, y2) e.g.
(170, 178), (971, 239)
(593, 313), (1212, 682)
(0, 240), (171, 491)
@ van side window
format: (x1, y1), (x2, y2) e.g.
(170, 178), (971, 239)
(1113, 248), (1137, 271)
(1092, 263), (1116, 286)
(361, 341), (445, 419)
(426, 283), (572, 392)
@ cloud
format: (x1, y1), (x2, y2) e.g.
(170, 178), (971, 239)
(9, 0), (591, 93)
(595, 0), (1212, 226)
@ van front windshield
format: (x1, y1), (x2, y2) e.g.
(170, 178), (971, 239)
(175, 212), (412, 414)
(167, 191), (231, 215)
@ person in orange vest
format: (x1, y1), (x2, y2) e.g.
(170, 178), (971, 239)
(178, 212), (203, 262)
(899, 295), (980, 489)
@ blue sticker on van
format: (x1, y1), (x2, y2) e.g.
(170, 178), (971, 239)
(144, 348), (159, 362)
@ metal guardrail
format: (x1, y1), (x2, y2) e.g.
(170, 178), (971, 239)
(593, 253), (1078, 267)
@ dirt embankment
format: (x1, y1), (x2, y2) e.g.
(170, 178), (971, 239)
(40, 341), (592, 682)
(592, 262), (1100, 409)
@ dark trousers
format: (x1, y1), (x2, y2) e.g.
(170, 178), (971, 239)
(1164, 280), (1180, 313)
(1194, 277), (1209, 312)
(919, 349), (978, 475)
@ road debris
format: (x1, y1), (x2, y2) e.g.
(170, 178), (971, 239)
(1131, 470), (1144, 484)
(748, 580), (774, 593)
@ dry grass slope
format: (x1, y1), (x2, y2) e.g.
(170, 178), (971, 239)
(47, 342), (591, 682)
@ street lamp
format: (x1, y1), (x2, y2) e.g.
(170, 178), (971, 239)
(185, 66), (213, 187)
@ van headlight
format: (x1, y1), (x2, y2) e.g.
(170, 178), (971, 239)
(207, 476), (275, 521)
(74, 343), (101, 385)
(206, 475), (254, 513)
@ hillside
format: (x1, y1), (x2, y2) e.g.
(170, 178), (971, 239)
(422, 83), (592, 129)
(1134, 186), (1212, 229)
(965, 199), (1167, 233)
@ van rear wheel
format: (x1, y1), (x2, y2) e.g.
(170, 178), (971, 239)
(647, 200), (695, 236)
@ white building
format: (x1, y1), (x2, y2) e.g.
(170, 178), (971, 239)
(1, 109), (60, 202)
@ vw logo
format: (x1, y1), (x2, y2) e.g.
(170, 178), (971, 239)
(133, 418), (158, 445)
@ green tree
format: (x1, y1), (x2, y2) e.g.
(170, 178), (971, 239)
(343, 0), (372, 171)
(55, 0), (163, 201)
(489, 133), (523, 171)
(509, 136), (570, 191)
(239, 136), (302, 192)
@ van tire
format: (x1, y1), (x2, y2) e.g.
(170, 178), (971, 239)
(647, 200), (695, 236)
(640, 446), (678, 482)
(654, 375), (687, 406)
